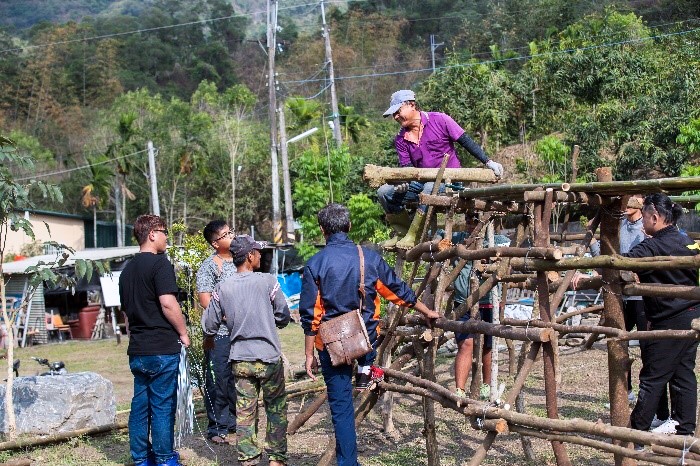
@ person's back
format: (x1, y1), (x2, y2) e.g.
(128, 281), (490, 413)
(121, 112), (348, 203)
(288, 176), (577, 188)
(120, 252), (180, 355)
(209, 271), (289, 362)
(202, 235), (289, 466)
(300, 203), (439, 466)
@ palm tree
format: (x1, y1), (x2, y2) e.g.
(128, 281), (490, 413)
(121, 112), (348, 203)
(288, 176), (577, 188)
(81, 157), (113, 248)
(286, 97), (321, 131)
(339, 103), (370, 144)
(106, 112), (140, 246)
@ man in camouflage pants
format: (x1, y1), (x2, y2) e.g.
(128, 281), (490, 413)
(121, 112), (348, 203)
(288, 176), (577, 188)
(202, 235), (290, 466)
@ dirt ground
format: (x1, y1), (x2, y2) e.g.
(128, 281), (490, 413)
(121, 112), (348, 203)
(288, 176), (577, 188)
(0, 327), (669, 465)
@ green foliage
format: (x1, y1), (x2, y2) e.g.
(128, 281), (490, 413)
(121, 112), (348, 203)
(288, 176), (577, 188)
(347, 194), (388, 244)
(166, 222), (212, 387)
(422, 60), (514, 153)
(677, 118), (700, 156)
(680, 164), (700, 211)
(534, 135), (569, 182)
(291, 145), (388, 259)
(286, 97), (322, 131)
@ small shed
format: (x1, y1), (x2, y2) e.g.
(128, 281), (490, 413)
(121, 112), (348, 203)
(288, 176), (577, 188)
(2, 247), (139, 346)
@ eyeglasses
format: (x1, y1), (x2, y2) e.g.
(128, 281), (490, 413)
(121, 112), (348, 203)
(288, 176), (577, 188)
(153, 229), (169, 236)
(214, 230), (234, 242)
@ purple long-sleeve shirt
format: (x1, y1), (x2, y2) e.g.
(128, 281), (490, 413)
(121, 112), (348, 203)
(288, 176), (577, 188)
(394, 111), (465, 169)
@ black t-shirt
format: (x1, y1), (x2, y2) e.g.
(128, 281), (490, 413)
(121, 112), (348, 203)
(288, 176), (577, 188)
(119, 252), (181, 355)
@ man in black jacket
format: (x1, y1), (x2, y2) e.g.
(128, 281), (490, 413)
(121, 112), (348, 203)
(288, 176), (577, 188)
(623, 193), (700, 436)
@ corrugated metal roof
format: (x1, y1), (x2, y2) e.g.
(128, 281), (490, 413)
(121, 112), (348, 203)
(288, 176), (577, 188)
(2, 246), (140, 275)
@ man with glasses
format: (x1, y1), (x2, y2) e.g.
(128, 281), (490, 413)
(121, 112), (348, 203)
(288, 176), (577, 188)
(378, 89), (504, 249)
(196, 220), (238, 445)
(119, 214), (189, 466)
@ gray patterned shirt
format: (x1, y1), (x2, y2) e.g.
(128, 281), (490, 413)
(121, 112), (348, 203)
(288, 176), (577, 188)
(196, 254), (237, 335)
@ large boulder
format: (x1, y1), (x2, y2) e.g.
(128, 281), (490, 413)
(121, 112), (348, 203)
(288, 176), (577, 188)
(0, 372), (116, 435)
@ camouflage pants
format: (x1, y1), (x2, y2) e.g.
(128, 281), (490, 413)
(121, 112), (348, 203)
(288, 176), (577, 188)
(232, 358), (288, 465)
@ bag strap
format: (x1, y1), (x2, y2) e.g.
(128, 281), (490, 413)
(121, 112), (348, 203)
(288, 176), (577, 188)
(357, 245), (365, 311)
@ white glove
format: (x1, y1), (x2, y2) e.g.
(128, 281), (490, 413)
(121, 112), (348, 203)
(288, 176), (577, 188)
(395, 182), (409, 194)
(486, 160), (503, 178)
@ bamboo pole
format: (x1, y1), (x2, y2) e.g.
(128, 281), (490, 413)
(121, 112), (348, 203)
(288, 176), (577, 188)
(534, 188), (572, 466)
(457, 176), (700, 200)
(418, 194), (526, 214)
(0, 420), (128, 451)
(287, 392), (327, 435)
(500, 317), (700, 340)
(509, 425), (700, 466)
(509, 254), (700, 272)
(596, 167), (634, 466)
(417, 244), (565, 263)
(402, 315), (554, 342)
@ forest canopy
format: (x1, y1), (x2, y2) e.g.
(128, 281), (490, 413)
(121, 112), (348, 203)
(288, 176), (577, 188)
(0, 0), (698, 246)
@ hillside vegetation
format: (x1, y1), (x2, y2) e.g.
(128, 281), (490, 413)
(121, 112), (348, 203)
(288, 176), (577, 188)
(0, 0), (698, 249)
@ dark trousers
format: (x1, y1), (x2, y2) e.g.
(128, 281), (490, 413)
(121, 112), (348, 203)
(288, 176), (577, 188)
(317, 344), (376, 466)
(630, 308), (700, 435)
(625, 300), (669, 418)
(203, 334), (237, 437)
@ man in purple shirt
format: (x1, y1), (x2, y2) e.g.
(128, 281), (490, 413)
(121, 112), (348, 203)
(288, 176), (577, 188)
(378, 89), (503, 249)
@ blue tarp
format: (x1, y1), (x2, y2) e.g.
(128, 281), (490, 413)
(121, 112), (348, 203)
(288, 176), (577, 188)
(277, 272), (302, 310)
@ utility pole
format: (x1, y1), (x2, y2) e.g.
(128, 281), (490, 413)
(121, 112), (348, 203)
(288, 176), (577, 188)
(320, 0), (342, 147)
(267, 0), (282, 248)
(147, 141), (160, 217)
(430, 34), (444, 73)
(277, 103), (295, 244)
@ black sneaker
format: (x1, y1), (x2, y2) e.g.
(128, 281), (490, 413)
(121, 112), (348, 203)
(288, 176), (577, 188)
(355, 372), (372, 391)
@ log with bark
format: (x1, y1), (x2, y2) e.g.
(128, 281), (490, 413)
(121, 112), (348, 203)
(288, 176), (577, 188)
(363, 164), (496, 188)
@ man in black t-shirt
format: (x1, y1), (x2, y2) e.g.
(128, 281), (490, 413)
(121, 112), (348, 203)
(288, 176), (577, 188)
(119, 214), (190, 466)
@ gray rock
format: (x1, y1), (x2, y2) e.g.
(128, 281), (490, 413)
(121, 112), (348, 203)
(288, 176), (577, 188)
(0, 372), (116, 435)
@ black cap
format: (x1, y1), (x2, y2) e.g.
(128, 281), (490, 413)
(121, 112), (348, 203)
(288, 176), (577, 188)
(230, 235), (266, 262)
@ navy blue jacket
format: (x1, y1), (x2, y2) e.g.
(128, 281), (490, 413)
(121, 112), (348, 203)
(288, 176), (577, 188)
(300, 232), (417, 350)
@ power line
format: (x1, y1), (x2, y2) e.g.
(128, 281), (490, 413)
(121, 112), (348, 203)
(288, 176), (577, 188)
(279, 25), (700, 85)
(15, 148), (148, 181)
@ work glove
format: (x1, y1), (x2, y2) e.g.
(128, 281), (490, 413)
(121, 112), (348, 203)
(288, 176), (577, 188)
(486, 160), (504, 178)
(395, 182), (410, 194)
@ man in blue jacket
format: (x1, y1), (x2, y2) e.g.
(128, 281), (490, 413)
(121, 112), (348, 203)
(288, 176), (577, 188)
(300, 203), (438, 466)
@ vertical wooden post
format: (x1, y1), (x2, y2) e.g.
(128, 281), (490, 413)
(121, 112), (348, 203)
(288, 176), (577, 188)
(596, 167), (636, 466)
(534, 188), (572, 466)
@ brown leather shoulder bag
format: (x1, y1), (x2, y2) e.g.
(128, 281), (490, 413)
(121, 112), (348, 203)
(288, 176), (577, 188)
(317, 245), (372, 366)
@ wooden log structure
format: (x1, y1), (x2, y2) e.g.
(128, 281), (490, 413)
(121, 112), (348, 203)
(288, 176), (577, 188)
(363, 164), (497, 188)
(510, 254), (700, 272)
(308, 166), (700, 466)
(375, 370), (700, 457)
(457, 175), (700, 200)
(403, 315), (555, 342)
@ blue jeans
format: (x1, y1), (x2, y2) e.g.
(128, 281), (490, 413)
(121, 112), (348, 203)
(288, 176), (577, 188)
(377, 181), (438, 214)
(203, 334), (236, 437)
(318, 350), (359, 466)
(318, 347), (376, 466)
(129, 353), (180, 464)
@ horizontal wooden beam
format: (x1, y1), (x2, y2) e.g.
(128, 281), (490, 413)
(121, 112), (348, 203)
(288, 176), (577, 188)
(363, 164), (496, 188)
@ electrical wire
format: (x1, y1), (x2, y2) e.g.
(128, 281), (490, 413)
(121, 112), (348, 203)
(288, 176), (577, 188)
(15, 149), (148, 181)
(279, 25), (700, 85)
